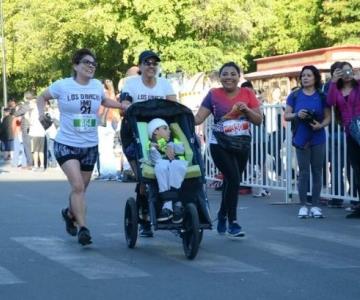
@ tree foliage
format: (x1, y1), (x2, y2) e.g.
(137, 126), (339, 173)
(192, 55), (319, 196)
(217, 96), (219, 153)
(320, 0), (360, 44)
(0, 0), (359, 103)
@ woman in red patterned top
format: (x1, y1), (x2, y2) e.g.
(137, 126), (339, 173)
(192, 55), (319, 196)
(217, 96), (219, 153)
(195, 62), (262, 238)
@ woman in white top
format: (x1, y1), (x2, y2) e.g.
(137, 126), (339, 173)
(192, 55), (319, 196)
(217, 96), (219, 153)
(28, 100), (46, 170)
(120, 50), (176, 237)
(37, 48), (126, 246)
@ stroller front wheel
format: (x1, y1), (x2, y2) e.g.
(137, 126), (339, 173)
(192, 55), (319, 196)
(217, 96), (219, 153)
(182, 203), (200, 260)
(124, 197), (138, 248)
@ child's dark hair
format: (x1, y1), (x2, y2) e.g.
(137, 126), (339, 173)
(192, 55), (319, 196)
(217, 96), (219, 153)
(219, 62), (241, 76)
(299, 65), (321, 90)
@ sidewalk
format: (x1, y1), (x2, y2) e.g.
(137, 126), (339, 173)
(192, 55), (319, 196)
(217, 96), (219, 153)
(0, 161), (66, 181)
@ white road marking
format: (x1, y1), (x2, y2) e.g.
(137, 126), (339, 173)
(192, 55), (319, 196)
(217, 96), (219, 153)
(12, 237), (149, 279)
(105, 233), (263, 273)
(0, 266), (24, 285)
(270, 226), (360, 249)
(248, 239), (360, 269)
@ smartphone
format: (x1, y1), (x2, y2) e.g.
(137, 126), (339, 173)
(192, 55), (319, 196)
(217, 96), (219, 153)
(343, 69), (353, 77)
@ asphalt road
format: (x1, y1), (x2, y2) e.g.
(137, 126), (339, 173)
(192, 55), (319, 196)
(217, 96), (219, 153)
(0, 165), (360, 300)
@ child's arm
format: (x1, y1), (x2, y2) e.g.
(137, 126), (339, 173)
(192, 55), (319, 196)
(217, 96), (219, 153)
(149, 144), (163, 164)
(168, 142), (185, 154)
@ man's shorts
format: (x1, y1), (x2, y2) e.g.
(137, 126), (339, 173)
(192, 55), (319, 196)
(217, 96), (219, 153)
(53, 141), (98, 172)
(32, 136), (45, 152)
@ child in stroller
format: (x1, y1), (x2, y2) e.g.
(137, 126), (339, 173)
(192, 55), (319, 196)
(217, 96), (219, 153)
(123, 99), (212, 259)
(147, 118), (188, 223)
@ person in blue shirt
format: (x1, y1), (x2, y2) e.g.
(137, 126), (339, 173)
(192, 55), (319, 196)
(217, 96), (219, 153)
(284, 65), (331, 219)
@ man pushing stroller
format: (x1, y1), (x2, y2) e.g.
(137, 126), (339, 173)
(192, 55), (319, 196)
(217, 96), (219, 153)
(147, 118), (188, 223)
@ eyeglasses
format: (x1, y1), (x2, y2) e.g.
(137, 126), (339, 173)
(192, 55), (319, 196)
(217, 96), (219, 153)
(143, 61), (158, 67)
(80, 59), (97, 67)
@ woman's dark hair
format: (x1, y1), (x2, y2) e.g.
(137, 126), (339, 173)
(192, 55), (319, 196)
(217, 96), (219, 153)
(330, 61), (342, 77)
(72, 48), (96, 65)
(71, 48), (96, 78)
(336, 61), (358, 90)
(219, 62), (241, 76)
(299, 65), (321, 90)
(240, 80), (253, 89)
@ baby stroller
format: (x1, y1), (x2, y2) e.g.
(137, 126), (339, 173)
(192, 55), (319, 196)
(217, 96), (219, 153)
(123, 99), (212, 259)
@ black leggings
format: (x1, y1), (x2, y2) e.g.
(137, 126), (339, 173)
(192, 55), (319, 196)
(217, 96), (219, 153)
(347, 136), (360, 200)
(210, 144), (250, 223)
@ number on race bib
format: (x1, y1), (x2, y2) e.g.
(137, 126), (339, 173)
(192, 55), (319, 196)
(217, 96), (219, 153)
(73, 114), (96, 132)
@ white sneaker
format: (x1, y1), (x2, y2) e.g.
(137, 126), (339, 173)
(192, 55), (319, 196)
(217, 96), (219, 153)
(310, 206), (323, 218)
(298, 206), (309, 218)
(253, 189), (271, 198)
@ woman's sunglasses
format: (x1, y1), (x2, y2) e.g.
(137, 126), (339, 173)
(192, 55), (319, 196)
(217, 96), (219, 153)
(143, 60), (159, 67)
(80, 59), (97, 67)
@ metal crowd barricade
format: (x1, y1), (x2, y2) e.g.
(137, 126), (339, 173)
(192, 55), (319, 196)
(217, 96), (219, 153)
(203, 105), (358, 204)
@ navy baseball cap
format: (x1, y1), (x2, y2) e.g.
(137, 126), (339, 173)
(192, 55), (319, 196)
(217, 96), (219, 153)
(138, 50), (161, 64)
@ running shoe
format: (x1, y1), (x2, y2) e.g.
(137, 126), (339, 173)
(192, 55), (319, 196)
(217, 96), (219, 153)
(139, 222), (154, 238)
(61, 208), (78, 236)
(157, 208), (173, 222)
(78, 227), (92, 246)
(298, 206), (309, 219)
(227, 222), (246, 238)
(309, 206), (324, 218)
(346, 208), (360, 219)
(172, 205), (183, 224)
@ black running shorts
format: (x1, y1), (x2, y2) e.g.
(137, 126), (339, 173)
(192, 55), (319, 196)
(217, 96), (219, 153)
(54, 141), (98, 172)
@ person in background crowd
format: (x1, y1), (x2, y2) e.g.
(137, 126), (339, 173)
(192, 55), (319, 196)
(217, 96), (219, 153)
(0, 108), (15, 161)
(8, 99), (17, 110)
(96, 78), (119, 180)
(284, 65), (331, 219)
(119, 50), (176, 238)
(115, 66), (140, 181)
(11, 103), (27, 168)
(37, 48), (126, 246)
(327, 62), (360, 218)
(267, 85), (286, 180)
(195, 62), (262, 237)
(322, 62), (347, 208)
(117, 66), (140, 96)
(241, 81), (271, 197)
(44, 102), (59, 168)
(14, 92), (34, 169)
(29, 99), (46, 171)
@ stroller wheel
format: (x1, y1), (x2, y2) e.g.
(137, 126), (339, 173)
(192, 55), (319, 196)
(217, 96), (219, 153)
(198, 229), (203, 246)
(124, 197), (138, 248)
(182, 203), (200, 260)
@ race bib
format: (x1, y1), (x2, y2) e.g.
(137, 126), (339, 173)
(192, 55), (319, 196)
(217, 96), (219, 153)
(73, 114), (97, 132)
(222, 119), (250, 136)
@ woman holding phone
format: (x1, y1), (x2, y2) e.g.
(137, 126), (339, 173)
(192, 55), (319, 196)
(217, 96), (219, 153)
(327, 62), (360, 219)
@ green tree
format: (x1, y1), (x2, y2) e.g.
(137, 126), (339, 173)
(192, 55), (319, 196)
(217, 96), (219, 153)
(1, 0), (359, 106)
(320, 0), (360, 45)
(248, 0), (326, 58)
